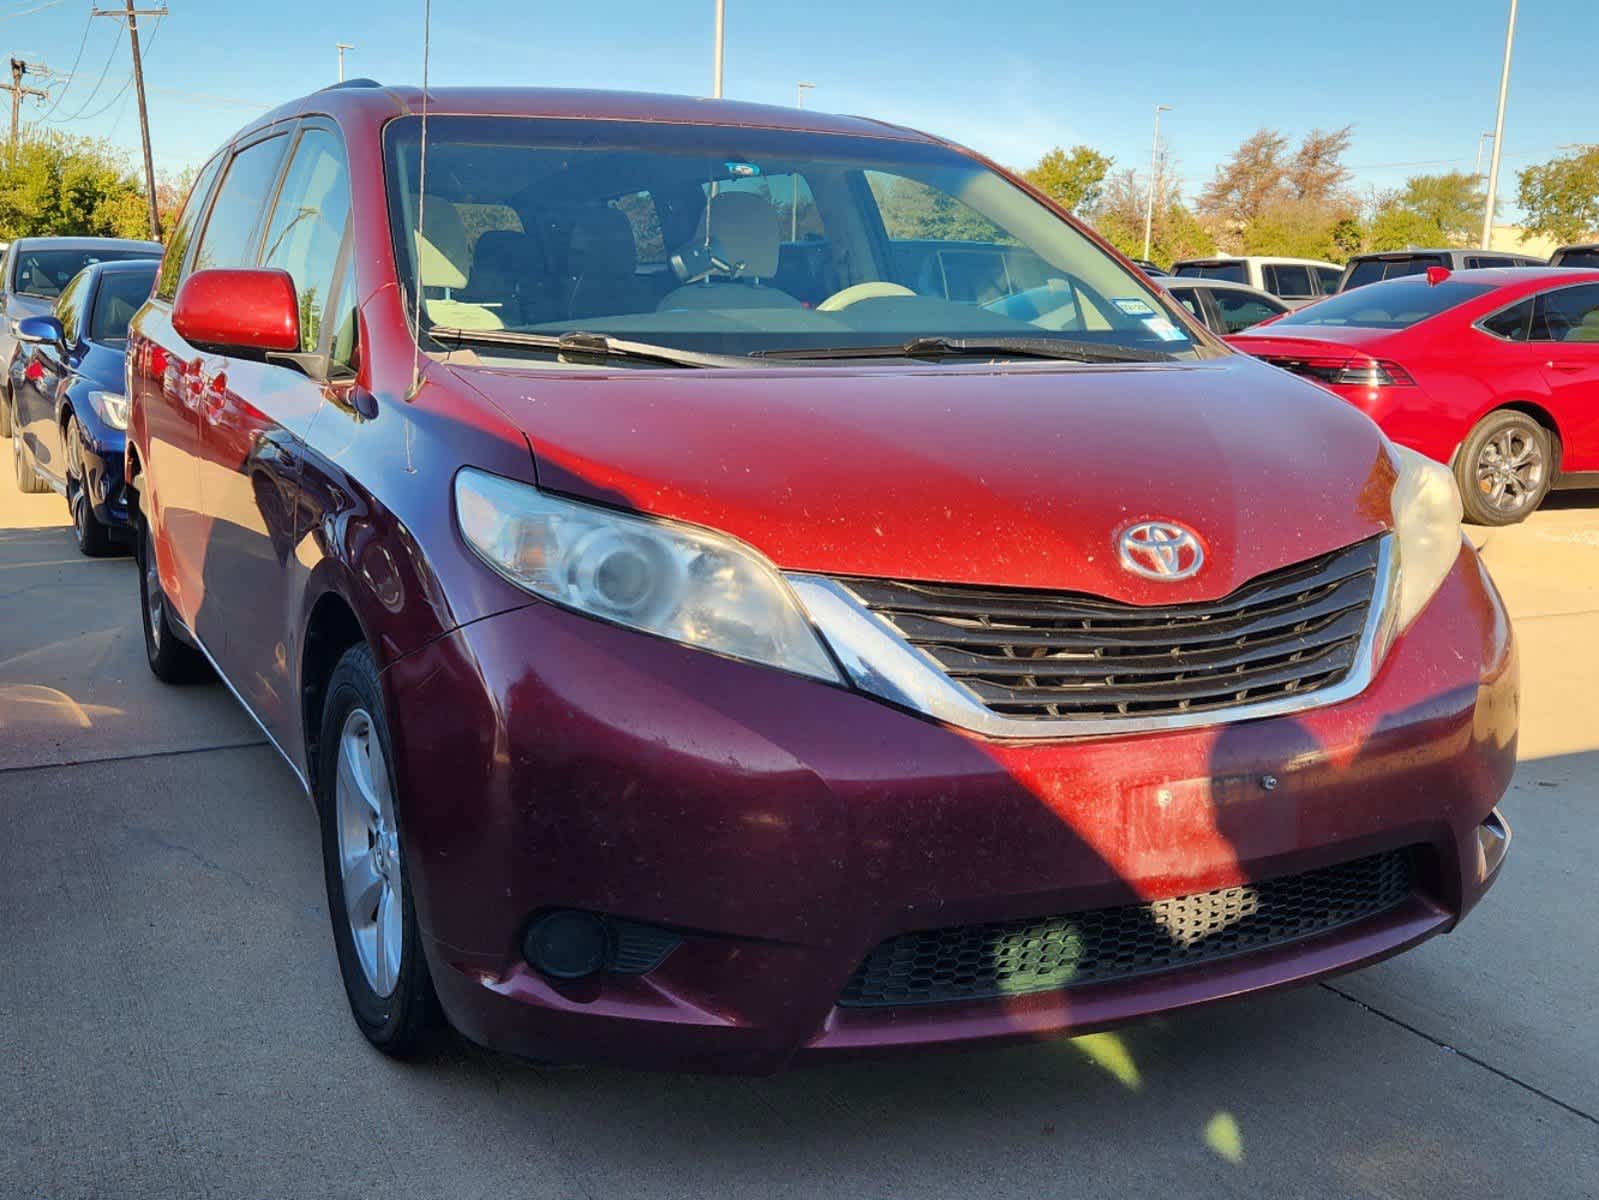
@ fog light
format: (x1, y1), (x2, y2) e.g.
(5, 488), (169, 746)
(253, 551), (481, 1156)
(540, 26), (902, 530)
(523, 910), (612, 980)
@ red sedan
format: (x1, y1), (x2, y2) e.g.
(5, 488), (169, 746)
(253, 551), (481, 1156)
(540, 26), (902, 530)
(1229, 267), (1599, 524)
(125, 85), (1514, 1072)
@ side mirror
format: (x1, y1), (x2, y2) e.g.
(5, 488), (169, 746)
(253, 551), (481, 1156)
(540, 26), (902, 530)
(172, 267), (299, 354)
(15, 315), (64, 346)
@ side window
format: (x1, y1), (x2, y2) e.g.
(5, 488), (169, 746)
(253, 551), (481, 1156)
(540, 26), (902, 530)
(1265, 264), (1313, 298)
(155, 154), (224, 300)
(260, 128), (351, 352)
(1530, 285), (1599, 343)
(1172, 288), (1204, 321)
(1315, 266), (1342, 295)
(192, 134), (289, 274)
(54, 271), (89, 342)
(1212, 289), (1284, 334)
(1481, 299), (1533, 341)
(865, 170), (1010, 245)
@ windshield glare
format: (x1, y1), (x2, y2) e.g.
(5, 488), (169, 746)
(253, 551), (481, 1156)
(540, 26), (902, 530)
(383, 117), (1197, 362)
(1274, 279), (1493, 331)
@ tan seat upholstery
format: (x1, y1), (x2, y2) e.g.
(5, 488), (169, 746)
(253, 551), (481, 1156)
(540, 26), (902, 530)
(566, 208), (659, 319)
(415, 201), (503, 331)
(658, 191), (801, 311)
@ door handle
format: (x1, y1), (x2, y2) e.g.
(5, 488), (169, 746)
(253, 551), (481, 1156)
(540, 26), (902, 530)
(1546, 361), (1586, 373)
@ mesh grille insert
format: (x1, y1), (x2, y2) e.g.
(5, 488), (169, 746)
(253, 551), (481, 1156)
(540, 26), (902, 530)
(839, 850), (1415, 1008)
(838, 538), (1383, 721)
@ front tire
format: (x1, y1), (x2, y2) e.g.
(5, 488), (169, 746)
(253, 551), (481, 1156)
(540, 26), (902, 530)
(65, 416), (118, 557)
(1455, 411), (1552, 526)
(0, 385), (12, 438)
(317, 643), (439, 1058)
(137, 518), (212, 683)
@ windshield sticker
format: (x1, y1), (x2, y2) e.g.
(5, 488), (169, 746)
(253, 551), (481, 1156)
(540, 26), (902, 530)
(1143, 317), (1187, 342)
(1112, 298), (1157, 317)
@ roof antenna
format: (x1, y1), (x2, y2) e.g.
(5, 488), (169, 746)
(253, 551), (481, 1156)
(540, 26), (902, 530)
(404, 0), (432, 472)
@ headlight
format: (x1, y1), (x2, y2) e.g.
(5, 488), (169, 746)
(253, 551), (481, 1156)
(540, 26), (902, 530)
(1388, 442), (1463, 633)
(455, 468), (841, 683)
(87, 389), (129, 430)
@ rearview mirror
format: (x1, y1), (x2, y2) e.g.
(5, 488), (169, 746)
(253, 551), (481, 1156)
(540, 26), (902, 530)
(15, 315), (64, 346)
(173, 268), (300, 354)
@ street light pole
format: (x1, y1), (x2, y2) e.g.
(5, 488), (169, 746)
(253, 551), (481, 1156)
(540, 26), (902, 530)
(795, 80), (813, 109)
(1143, 104), (1171, 262)
(711, 0), (725, 98)
(792, 82), (814, 243)
(336, 42), (354, 82)
(1475, 131), (1495, 178)
(1480, 0), (1517, 249)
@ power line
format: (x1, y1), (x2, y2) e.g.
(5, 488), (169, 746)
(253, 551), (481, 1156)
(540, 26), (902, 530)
(51, 19), (121, 120)
(33, 5), (93, 121)
(0, 1), (66, 21)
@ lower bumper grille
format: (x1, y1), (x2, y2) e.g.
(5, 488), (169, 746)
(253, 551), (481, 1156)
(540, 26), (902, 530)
(839, 850), (1415, 1008)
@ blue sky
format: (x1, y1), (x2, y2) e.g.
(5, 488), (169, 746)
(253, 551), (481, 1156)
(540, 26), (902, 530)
(6, 0), (1593, 216)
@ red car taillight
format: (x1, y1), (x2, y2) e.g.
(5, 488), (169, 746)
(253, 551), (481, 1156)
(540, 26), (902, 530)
(1272, 357), (1415, 388)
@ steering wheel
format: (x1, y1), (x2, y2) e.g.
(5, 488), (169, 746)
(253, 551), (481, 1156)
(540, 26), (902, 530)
(816, 282), (917, 312)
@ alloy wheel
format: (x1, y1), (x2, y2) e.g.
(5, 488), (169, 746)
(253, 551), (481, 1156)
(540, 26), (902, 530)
(1475, 427), (1545, 516)
(143, 525), (163, 651)
(65, 422), (88, 544)
(335, 708), (404, 998)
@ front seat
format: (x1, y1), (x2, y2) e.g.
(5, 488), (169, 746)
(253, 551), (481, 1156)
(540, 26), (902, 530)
(462, 229), (549, 327)
(414, 201), (503, 331)
(566, 207), (658, 321)
(658, 191), (803, 311)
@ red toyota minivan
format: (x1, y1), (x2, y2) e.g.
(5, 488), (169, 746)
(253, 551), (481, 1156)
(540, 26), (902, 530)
(125, 83), (1516, 1072)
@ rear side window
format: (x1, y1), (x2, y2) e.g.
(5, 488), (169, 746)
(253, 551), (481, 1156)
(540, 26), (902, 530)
(260, 128), (351, 352)
(155, 155), (223, 300)
(1530, 284), (1599, 342)
(1343, 260), (1385, 290)
(1480, 298), (1534, 341)
(90, 267), (158, 342)
(1554, 249), (1599, 269)
(1211, 288), (1288, 334)
(1315, 266), (1341, 294)
(1275, 279), (1493, 330)
(1263, 264), (1313, 298)
(192, 134), (289, 274)
(1179, 261), (1248, 284)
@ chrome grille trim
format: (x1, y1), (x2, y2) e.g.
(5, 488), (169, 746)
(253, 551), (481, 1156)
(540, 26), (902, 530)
(788, 535), (1397, 740)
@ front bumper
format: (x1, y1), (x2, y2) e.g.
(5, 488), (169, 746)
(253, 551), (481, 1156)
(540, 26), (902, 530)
(382, 544), (1516, 1073)
(80, 427), (132, 532)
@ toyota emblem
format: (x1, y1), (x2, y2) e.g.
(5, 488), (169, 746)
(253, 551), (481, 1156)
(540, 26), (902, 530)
(1118, 521), (1204, 581)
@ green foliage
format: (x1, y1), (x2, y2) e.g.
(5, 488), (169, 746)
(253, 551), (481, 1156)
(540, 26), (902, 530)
(1365, 205), (1447, 252)
(1517, 147), (1599, 245)
(1242, 197), (1357, 261)
(0, 130), (152, 241)
(1195, 127), (1354, 258)
(1379, 172), (1485, 247)
(868, 174), (1011, 243)
(1089, 167), (1214, 266)
(1022, 145), (1112, 215)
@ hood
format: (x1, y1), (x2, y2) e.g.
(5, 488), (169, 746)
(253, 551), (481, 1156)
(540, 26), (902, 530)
(450, 355), (1396, 604)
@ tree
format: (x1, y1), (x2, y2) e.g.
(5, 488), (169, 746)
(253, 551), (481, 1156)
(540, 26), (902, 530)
(1196, 127), (1354, 254)
(1517, 146), (1599, 245)
(1022, 145), (1112, 215)
(1288, 127), (1354, 205)
(1198, 128), (1290, 235)
(868, 175), (1009, 242)
(1363, 172), (1486, 249)
(0, 130), (151, 241)
(1089, 164), (1214, 266)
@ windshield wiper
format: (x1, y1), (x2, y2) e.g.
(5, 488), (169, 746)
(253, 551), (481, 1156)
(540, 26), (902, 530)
(753, 335), (1176, 364)
(428, 327), (753, 370)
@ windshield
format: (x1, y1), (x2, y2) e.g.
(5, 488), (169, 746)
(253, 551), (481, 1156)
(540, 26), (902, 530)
(383, 117), (1198, 362)
(89, 265), (158, 342)
(1273, 278), (1493, 330)
(1175, 261), (1248, 284)
(12, 247), (155, 299)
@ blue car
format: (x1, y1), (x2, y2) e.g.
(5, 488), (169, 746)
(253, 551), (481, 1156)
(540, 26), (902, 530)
(10, 257), (159, 555)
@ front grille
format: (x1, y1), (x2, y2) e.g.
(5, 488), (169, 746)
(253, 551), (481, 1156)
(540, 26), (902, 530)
(839, 537), (1382, 721)
(840, 850), (1415, 1008)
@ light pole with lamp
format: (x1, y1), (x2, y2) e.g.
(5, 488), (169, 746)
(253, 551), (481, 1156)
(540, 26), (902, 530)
(1480, 0), (1517, 249)
(1143, 104), (1172, 262)
(336, 42), (354, 83)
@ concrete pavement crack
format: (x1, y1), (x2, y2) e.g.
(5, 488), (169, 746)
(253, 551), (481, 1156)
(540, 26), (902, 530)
(0, 739), (270, 777)
(1321, 981), (1599, 1128)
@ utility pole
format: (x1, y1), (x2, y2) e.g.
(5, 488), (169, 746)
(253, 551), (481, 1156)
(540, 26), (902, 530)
(711, 0), (725, 97)
(1480, 0), (1517, 250)
(93, 3), (167, 241)
(1143, 104), (1172, 262)
(336, 42), (354, 82)
(3, 58), (48, 151)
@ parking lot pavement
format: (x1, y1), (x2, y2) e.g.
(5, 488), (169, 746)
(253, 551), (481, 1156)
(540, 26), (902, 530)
(3, 450), (1598, 1200)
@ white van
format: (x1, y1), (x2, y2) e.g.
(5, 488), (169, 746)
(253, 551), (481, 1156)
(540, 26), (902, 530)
(1170, 255), (1341, 308)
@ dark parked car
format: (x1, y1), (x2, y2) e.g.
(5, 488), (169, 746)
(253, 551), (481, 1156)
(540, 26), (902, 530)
(1549, 244), (1599, 269)
(127, 84), (1513, 1072)
(1338, 248), (1542, 292)
(9, 258), (158, 553)
(1161, 276), (1291, 334)
(0, 236), (161, 438)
